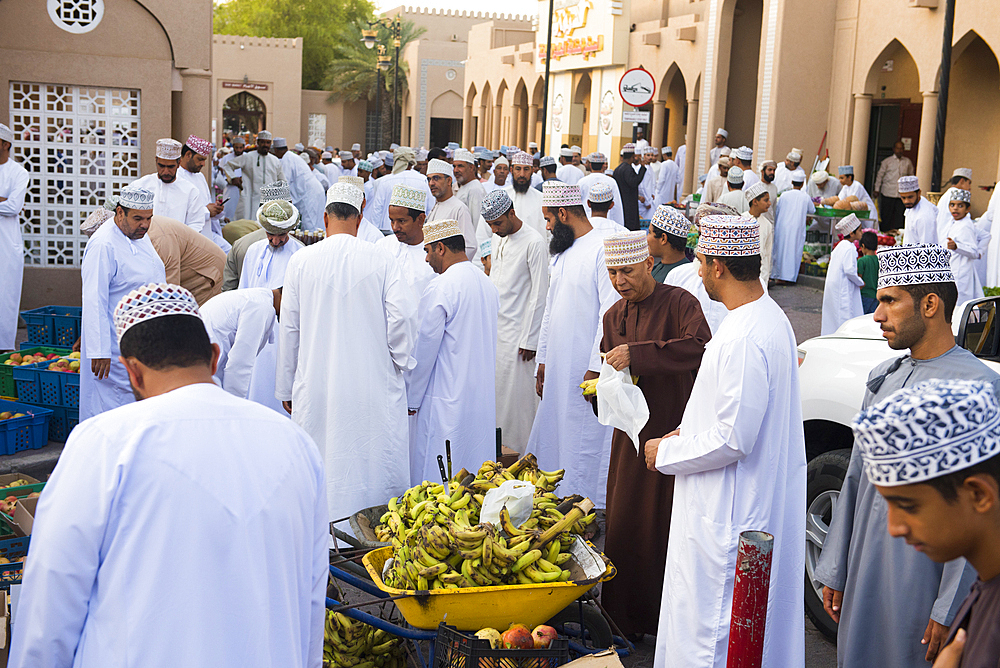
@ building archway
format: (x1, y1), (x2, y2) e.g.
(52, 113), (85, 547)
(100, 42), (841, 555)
(570, 71), (591, 152)
(943, 32), (1000, 214)
(860, 39), (922, 193)
(531, 77), (545, 147)
(721, 0), (762, 149)
(513, 78), (528, 148)
(223, 91), (266, 137)
(430, 90), (464, 147)
(493, 81), (508, 149)
(654, 64), (687, 154)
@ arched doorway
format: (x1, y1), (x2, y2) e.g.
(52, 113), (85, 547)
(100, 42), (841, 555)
(223, 92), (266, 137)
(862, 40), (922, 194)
(723, 0), (762, 148)
(570, 72), (591, 152)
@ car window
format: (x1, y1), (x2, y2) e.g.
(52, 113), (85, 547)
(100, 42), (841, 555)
(963, 301), (1000, 359)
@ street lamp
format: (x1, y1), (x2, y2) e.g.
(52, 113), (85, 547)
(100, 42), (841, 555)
(361, 16), (403, 145)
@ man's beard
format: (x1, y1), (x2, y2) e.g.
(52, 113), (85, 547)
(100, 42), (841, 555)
(512, 176), (530, 194)
(549, 221), (575, 255)
(159, 173), (175, 183)
(763, 173), (773, 184)
(257, 147), (269, 155)
(884, 309), (926, 350)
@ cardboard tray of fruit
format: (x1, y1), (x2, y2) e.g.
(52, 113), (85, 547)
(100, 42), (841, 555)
(363, 539), (615, 632)
(0, 400), (53, 456)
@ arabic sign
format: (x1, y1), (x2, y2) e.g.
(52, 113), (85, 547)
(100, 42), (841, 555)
(622, 111), (650, 123)
(222, 81), (269, 91)
(536, 0), (628, 73)
(619, 68), (655, 108)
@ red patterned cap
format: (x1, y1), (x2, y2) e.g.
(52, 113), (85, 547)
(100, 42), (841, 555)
(185, 135), (212, 158)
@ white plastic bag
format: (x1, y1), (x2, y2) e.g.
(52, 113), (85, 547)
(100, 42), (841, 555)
(595, 361), (649, 453)
(480, 479), (536, 527)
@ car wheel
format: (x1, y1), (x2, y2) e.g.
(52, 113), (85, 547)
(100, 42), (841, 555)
(804, 448), (852, 643)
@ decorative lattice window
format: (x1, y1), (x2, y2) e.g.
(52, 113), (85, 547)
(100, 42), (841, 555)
(47, 0), (104, 34)
(308, 114), (327, 149)
(10, 82), (141, 267)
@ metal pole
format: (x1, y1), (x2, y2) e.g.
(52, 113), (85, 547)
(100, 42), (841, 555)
(394, 42), (400, 145)
(726, 531), (774, 668)
(375, 67), (382, 149)
(931, 0), (955, 192)
(538, 0), (555, 154)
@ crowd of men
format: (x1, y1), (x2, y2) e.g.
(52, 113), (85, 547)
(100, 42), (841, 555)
(1, 119), (999, 667)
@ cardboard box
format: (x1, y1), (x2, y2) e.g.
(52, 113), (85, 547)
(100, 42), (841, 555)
(562, 650), (626, 668)
(0, 475), (40, 491)
(10, 498), (36, 537)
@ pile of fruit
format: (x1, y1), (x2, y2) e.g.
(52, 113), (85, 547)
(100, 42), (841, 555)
(821, 195), (869, 212)
(375, 455), (596, 591)
(475, 623), (558, 650)
(323, 609), (405, 668)
(45, 355), (81, 373)
(0, 412), (27, 422)
(2, 351), (80, 372)
(0, 492), (39, 516)
(0, 479), (33, 489)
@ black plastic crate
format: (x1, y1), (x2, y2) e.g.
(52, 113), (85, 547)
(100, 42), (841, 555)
(434, 623), (570, 668)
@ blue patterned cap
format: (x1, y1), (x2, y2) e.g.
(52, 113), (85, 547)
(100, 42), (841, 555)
(119, 185), (155, 209)
(481, 189), (513, 221)
(587, 182), (614, 204)
(877, 243), (955, 289)
(651, 205), (692, 238)
(853, 379), (1000, 486)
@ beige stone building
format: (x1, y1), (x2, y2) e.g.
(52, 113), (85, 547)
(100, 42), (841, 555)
(464, 0), (1000, 215)
(1, 0), (212, 306)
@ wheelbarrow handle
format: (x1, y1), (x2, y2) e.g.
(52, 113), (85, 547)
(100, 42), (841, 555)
(325, 593), (413, 614)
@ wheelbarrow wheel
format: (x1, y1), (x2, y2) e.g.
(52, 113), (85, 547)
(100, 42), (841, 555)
(545, 601), (614, 649)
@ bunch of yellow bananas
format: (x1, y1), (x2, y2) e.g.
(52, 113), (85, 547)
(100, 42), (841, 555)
(579, 379), (598, 396)
(323, 610), (405, 668)
(375, 455), (597, 592)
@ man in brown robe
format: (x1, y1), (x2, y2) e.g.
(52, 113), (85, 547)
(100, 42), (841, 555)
(598, 230), (711, 639)
(147, 215), (226, 305)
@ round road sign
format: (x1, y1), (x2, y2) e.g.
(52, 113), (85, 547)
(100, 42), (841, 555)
(619, 68), (656, 108)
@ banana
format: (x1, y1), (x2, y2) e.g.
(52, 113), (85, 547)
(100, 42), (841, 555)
(512, 549), (542, 573)
(482, 530), (493, 568)
(450, 492), (472, 509)
(417, 562), (449, 579)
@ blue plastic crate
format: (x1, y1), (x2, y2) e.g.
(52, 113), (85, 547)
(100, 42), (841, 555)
(0, 400), (52, 455)
(0, 536), (31, 587)
(45, 406), (79, 442)
(11, 360), (80, 409)
(19, 306), (82, 347)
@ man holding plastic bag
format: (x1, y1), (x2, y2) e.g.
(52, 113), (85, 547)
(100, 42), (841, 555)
(595, 230), (712, 641)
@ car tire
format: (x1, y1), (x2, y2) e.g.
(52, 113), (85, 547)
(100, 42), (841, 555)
(804, 448), (852, 643)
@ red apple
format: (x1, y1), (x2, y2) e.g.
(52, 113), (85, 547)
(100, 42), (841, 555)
(531, 625), (558, 649)
(501, 624), (533, 650)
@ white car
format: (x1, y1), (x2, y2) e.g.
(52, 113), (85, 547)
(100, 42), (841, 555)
(796, 296), (1000, 639)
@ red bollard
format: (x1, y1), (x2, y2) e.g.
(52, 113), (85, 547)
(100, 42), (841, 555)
(726, 530), (774, 668)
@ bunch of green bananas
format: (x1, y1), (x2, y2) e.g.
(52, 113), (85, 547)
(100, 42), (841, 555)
(374, 455), (598, 592)
(323, 609), (405, 668)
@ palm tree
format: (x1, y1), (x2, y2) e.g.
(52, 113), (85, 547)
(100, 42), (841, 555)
(323, 19), (425, 147)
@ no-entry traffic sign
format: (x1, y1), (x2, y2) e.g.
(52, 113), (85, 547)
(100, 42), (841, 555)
(619, 67), (655, 108)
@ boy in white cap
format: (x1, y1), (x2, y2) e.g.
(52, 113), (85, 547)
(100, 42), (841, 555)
(600, 229), (711, 642)
(527, 182), (618, 508)
(851, 379), (1000, 667)
(578, 152), (625, 228)
(381, 184), (436, 300)
(718, 166), (749, 214)
(80, 185), (166, 420)
(407, 218), (499, 485)
(647, 204), (692, 283)
(836, 165), (878, 216)
(899, 175), (939, 246)
(745, 181), (773, 282)
(939, 187), (983, 307)
(818, 244), (998, 667)
(426, 158), (476, 260)
(586, 182), (626, 235)
(0, 122), (28, 350)
(277, 182), (416, 527)
(9, 283), (327, 668)
(644, 214), (806, 668)
(132, 138), (209, 235)
(821, 213), (865, 335)
(481, 190), (548, 454)
(936, 167), (974, 231)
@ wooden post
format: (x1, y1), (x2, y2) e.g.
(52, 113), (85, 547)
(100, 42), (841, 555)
(726, 531), (774, 668)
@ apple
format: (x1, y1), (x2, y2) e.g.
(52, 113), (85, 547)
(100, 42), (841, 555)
(531, 625), (558, 649)
(9, 353), (21, 364)
(69, 360), (80, 371)
(46, 354), (58, 360)
(27, 492), (39, 499)
(501, 624), (533, 650)
(0, 412), (11, 420)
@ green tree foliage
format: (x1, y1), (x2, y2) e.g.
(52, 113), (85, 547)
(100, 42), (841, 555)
(323, 18), (425, 146)
(213, 0), (374, 90)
